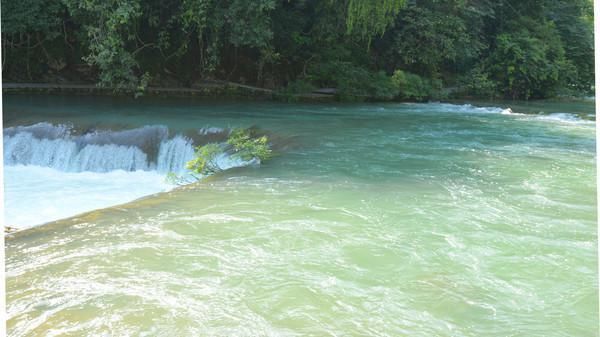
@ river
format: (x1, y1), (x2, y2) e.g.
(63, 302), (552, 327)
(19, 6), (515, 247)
(4, 95), (597, 336)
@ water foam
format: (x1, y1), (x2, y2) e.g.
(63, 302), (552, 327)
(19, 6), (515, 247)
(4, 165), (173, 228)
(415, 103), (510, 114)
(3, 123), (250, 229)
(156, 135), (196, 173)
(421, 103), (594, 124)
(535, 112), (593, 124)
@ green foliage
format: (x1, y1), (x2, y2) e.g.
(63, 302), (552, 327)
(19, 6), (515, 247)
(1, 0), (594, 99)
(227, 0), (276, 49)
(168, 128), (273, 184)
(345, 0), (406, 43)
(309, 61), (398, 101)
(488, 19), (568, 99)
(369, 71), (400, 100)
(274, 79), (317, 102)
(391, 70), (442, 101)
(134, 72), (152, 98)
(62, 0), (143, 90)
(457, 66), (498, 99)
(385, 4), (482, 77)
(186, 143), (223, 176)
(181, 0), (276, 76)
(1, 0), (66, 80)
(1, 0), (63, 34)
(227, 128), (273, 162)
(543, 0), (594, 94)
(283, 79), (317, 94)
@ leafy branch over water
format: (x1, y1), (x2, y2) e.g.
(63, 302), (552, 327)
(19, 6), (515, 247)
(227, 128), (273, 162)
(167, 128), (273, 185)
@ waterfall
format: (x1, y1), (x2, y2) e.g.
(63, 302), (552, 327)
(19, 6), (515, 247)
(74, 144), (149, 172)
(4, 123), (206, 174)
(3, 122), (258, 228)
(156, 135), (196, 173)
(4, 132), (78, 171)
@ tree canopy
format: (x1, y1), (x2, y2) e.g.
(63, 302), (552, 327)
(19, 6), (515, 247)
(1, 0), (594, 100)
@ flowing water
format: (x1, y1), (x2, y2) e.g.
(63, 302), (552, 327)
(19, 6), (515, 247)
(4, 95), (597, 336)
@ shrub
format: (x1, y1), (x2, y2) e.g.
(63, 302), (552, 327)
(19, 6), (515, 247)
(308, 61), (399, 101)
(227, 128), (273, 162)
(186, 143), (224, 176)
(167, 128), (273, 184)
(487, 20), (569, 99)
(274, 79), (317, 102)
(458, 66), (498, 98)
(369, 71), (400, 100)
(392, 69), (441, 101)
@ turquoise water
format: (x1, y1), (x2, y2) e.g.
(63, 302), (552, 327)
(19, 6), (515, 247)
(4, 95), (597, 336)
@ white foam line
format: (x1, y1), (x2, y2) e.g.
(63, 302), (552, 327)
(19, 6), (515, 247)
(434, 102), (594, 125)
(4, 165), (174, 229)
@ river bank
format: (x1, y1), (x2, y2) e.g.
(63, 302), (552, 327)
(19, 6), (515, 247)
(4, 82), (594, 106)
(2, 82), (338, 102)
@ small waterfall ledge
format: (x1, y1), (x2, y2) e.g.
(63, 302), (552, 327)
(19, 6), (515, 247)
(3, 122), (246, 174)
(3, 122), (249, 229)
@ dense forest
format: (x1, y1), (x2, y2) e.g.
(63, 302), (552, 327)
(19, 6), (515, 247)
(1, 0), (594, 100)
